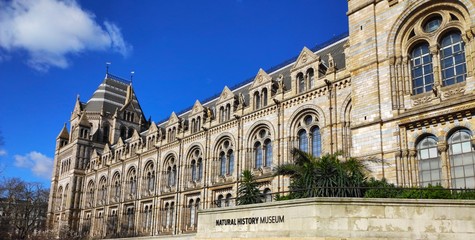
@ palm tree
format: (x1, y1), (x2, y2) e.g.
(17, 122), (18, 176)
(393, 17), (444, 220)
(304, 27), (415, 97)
(237, 170), (263, 205)
(274, 148), (368, 199)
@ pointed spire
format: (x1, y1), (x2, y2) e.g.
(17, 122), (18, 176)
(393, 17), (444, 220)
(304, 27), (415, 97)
(57, 123), (69, 139)
(71, 95), (83, 120)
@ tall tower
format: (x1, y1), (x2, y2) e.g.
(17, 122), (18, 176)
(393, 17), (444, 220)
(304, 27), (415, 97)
(47, 74), (148, 234)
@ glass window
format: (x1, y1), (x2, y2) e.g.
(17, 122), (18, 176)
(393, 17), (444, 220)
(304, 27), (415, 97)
(299, 130), (308, 152)
(298, 73), (305, 93)
(424, 16), (442, 32)
(449, 129), (475, 188)
(264, 140), (272, 167)
(255, 142), (262, 168)
(411, 43), (434, 95)
(220, 153), (226, 176)
(417, 136), (441, 187)
(311, 127), (321, 157)
(440, 31), (466, 86)
(228, 150), (234, 175)
(191, 160), (197, 181)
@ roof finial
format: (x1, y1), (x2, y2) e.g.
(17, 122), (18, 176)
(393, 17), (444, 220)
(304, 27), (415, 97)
(130, 70), (135, 85)
(106, 62), (111, 74)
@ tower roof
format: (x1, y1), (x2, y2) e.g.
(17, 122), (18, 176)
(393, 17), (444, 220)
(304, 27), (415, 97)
(84, 73), (144, 116)
(57, 123), (69, 139)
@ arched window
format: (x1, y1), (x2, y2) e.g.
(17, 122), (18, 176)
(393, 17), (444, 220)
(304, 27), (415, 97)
(98, 178), (107, 205)
(143, 162), (155, 193)
(111, 172), (121, 202)
(219, 107), (225, 123)
(164, 203), (170, 228)
(220, 152), (226, 176)
(189, 199), (195, 226)
(307, 68), (315, 89)
(128, 128), (134, 139)
(225, 193), (232, 207)
(191, 160), (197, 181)
(448, 129), (475, 188)
(62, 185), (68, 210)
(194, 198), (200, 225)
(298, 130), (308, 152)
(263, 188), (272, 203)
(411, 42), (433, 95)
(228, 150), (234, 175)
(252, 128), (272, 169)
(102, 124), (110, 143)
(262, 88), (268, 107)
(165, 156), (177, 187)
(86, 181), (95, 207)
(297, 72), (305, 93)
(191, 119), (196, 133)
(216, 195), (224, 207)
(217, 139), (234, 177)
(196, 116), (201, 132)
(311, 127), (322, 157)
(254, 142), (263, 168)
(126, 207), (134, 232)
(127, 168), (137, 196)
(416, 135), (441, 187)
(296, 114), (321, 155)
(254, 92), (261, 110)
(189, 148), (203, 182)
(440, 31), (466, 86)
(264, 139), (272, 167)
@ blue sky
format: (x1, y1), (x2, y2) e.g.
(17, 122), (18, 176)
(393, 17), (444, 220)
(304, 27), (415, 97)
(0, 0), (348, 188)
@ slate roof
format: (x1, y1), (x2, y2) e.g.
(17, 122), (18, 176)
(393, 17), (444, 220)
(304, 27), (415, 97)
(157, 32), (348, 126)
(85, 74), (142, 115)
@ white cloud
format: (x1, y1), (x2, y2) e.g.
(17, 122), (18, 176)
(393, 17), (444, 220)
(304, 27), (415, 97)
(14, 151), (53, 179)
(0, 149), (7, 156)
(0, 0), (132, 71)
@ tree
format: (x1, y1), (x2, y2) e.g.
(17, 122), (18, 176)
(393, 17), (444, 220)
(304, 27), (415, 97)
(0, 178), (49, 240)
(236, 170), (263, 205)
(274, 148), (369, 199)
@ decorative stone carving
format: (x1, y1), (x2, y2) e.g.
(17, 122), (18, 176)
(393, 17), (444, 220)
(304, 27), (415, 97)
(413, 95), (435, 106)
(443, 87), (465, 98)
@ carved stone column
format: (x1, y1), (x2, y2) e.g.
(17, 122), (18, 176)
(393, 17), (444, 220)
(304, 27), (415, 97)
(437, 142), (449, 188)
(408, 149), (417, 187)
(430, 44), (441, 87)
(462, 32), (473, 77)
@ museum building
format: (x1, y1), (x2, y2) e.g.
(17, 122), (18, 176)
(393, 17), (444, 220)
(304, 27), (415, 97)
(47, 0), (475, 238)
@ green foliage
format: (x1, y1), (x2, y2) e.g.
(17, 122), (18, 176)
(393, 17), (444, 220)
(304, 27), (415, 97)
(274, 148), (369, 199)
(363, 179), (475, 200)
(364, 178), (401, 198)
(237, 170), (263, 205)
(398, 184), (452, 199)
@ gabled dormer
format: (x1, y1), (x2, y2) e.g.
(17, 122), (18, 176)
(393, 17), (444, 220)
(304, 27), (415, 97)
(114, 137), (126, 161)
(249, 68), (274, 110)
(56, 123), (69, 150)
(146, 122), (161, 149)
(291, 47), (322, 94)
(215, 86), (235, 123)
(166, 112), (181, 143)
(189, 100), (205, 134)
(128, 129), (143, 156)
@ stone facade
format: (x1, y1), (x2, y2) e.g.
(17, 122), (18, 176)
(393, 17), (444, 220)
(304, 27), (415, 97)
(47, 0), (475, 238)
(197, 197), (475, 239)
